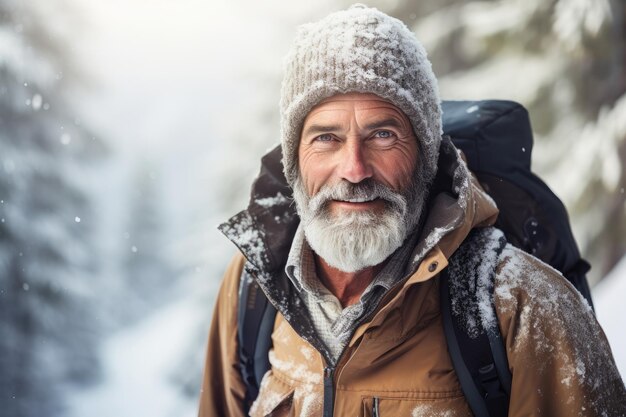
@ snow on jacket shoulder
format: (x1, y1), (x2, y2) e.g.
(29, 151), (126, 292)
(495, 245), (626, 416)
(198, 140), (626, 417)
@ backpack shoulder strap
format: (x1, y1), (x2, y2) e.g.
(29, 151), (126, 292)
(237, 265), (277, 413)
(440, 227), (512, 417)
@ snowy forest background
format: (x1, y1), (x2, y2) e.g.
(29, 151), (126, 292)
(0, 0), (624, 416)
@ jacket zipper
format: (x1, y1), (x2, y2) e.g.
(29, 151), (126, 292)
(372, 397), (380, 417)
(315, 267), (431, 417)
(323, 366), (335, 417)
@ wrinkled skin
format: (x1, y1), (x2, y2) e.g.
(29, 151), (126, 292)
(298, 92), (419, 217)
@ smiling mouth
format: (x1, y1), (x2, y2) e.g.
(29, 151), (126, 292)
(336, 197), (378, 203)
(330, 197), (384, 210)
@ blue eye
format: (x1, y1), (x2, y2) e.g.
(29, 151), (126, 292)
(315, 134), (333, 142)
(374, 130), (395, 139)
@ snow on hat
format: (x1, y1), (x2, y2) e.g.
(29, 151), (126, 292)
(280, 4), (442, 188)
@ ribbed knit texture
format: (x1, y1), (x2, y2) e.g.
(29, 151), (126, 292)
(280, 4), (442, 187)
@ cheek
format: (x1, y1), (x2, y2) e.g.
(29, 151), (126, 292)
(373, 149), (418, 190)
(298, 151), (333, 196)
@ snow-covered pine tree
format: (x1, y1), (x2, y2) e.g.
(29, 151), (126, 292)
(0, 0), (106, 415)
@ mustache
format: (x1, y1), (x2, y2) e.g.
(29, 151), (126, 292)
(307, 179), (407, 216)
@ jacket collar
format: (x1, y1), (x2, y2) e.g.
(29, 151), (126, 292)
(218, 137), (498, 362)
(218, 145), (298, 274)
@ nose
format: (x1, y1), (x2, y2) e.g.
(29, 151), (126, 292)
(338, 140), (373, 184)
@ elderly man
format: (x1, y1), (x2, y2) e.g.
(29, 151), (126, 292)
(198, 5), (625, 417)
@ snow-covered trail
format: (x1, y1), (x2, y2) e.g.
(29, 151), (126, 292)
(66, 296), (201, 417)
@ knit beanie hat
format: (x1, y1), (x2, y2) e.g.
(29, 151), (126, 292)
(280, 4), (442, 188)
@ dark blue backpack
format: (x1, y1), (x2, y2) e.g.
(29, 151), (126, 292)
(236, 100), (593, 416)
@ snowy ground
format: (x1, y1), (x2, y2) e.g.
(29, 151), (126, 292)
(66, 296), (201, 417)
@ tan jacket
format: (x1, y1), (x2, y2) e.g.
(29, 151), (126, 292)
(199, 142), (626, 417)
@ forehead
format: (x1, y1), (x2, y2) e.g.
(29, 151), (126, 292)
(305, 93), (408, 123)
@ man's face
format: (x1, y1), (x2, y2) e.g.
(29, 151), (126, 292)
(293, 93), (427, 273)
(298, 93), (419, 214)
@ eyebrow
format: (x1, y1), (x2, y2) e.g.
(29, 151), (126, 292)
(364, 118), (404, 131)
(301, 124), (342, 137)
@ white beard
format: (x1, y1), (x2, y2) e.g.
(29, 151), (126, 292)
(293, 175), (428, 273)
